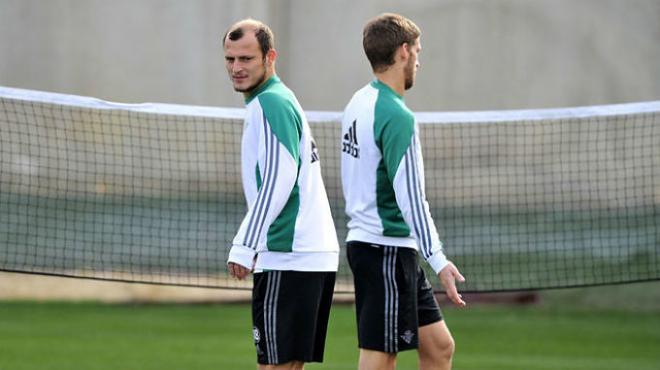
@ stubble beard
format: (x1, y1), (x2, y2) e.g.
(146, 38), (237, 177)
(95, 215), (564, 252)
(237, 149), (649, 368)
(404, 59), (416, 90)
(234, 62), (268, 94)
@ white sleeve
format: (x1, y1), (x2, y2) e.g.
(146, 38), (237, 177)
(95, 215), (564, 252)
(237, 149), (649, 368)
(392, 138), (449, 274)
(227, 113), (298, 268)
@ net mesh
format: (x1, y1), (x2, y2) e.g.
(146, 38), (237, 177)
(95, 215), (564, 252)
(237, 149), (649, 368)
(1, 86), (659, 292)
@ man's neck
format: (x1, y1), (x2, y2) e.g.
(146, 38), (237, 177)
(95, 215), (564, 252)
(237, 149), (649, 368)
(374, 68), (405, 96)
(242, 69), (276, 99)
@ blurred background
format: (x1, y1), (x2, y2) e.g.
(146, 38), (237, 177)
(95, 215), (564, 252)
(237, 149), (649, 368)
(1, 1), (659, 369)
(2, 0), (660, 301)
(1, 0), (659, 111)
(1, 0), (660, 304)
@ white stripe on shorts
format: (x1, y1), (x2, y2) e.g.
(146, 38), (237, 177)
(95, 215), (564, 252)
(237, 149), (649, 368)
(264, 271), (282, 364)
(382, 247), (399, 353)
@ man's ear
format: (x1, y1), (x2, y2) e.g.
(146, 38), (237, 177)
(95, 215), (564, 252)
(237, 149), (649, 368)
(398, 43), (410, 63)
(265, 49), (277, 66)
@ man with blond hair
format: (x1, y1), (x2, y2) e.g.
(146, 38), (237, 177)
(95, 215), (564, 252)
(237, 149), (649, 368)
(223, 19), (339, 370)
(341, 13), (466, 370)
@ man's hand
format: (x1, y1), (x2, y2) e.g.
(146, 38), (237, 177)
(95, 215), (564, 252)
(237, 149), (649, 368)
(228, 262), (251, 280)
(438, 261), (466, 307)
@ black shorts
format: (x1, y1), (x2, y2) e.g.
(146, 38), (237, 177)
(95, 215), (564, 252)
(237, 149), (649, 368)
(252, 270), (336, 365)
(347, 241), (442, 353)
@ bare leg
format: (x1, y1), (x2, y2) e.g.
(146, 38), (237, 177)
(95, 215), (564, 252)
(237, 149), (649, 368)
(258, 360), (305, 370)
(358, 348), (396, 370)
(418, 320), (455, 370)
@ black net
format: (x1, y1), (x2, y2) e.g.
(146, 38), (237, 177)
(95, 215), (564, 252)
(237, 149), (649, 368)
(1, 86), (659, 292)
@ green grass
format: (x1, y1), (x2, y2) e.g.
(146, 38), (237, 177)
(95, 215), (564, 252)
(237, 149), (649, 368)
(0, 302), (659, 370)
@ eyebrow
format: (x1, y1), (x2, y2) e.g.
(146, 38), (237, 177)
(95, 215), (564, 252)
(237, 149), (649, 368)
(225, 55), (256, 59)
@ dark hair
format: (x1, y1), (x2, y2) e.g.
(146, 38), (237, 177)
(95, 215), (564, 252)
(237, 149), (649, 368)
(363, 13), (421, 72)
(222, 19), (275, 58)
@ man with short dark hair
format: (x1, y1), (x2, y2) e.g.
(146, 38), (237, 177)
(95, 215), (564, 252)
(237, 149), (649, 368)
(223, 19), (339, 370)
(341, 13), (466, 370)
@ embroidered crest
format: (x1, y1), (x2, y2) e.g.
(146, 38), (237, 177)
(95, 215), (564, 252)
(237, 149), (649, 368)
(401, 329), (415, 344)
(253, 327), (261, 343)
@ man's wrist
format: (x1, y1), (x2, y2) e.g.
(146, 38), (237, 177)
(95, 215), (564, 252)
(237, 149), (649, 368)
(227, 245), (256, 269)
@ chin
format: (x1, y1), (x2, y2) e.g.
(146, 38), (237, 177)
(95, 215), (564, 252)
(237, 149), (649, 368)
(235, 81), (261, 94)
(234, 84), (252, 93)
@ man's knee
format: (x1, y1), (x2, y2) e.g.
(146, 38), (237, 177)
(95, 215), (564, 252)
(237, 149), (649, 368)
(418, 333), (454, 370)
(419, 321), (455, 364)
(438, 333), (455, 360)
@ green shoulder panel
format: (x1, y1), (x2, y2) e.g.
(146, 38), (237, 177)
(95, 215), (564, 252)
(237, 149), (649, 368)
(255, 78), (303, 252)
(258, 86), (302, 164)
(373, 84), (414, 237)
(375, 104), (415, 183)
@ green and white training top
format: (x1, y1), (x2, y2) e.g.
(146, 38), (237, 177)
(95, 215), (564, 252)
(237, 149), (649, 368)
(341, 79), (449, 274)
(227, 75), (339, 272)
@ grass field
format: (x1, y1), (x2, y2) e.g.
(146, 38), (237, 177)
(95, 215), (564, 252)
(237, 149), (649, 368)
(1, 301), (659, 370)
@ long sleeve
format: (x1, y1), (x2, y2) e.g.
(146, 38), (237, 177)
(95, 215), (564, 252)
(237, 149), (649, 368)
(227, 107), (299, 268)
(381, 118), (449, 274)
